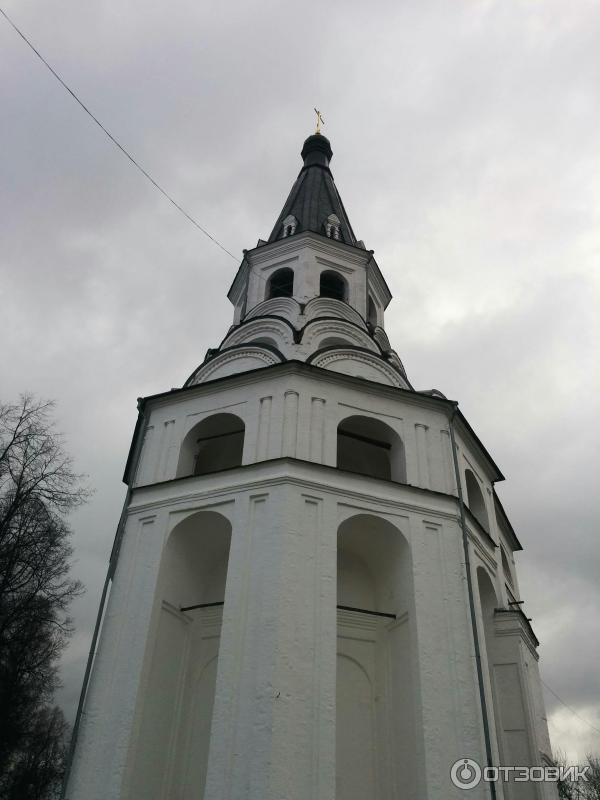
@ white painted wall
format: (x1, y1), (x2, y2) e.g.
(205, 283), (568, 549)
(67, 361), (555, 800)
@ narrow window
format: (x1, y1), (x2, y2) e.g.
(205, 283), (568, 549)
(325, 213), (342, 240)
(266, 267), (294, 299)
(281, 214), (297, 238)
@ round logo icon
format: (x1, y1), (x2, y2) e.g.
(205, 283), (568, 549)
(450, 758), (482, 790)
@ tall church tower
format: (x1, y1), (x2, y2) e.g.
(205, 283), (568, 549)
(66, 132), (556, 800)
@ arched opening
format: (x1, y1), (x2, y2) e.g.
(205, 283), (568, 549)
(367, 295), (378, 328)
(337, 415), (406, 483)
(337, 514), (416, 799)
(281, 214), (297, 238)
(266, 267), (294, 299)
(319, 270), (347, 301)
(465, 469), (490, 531)
(177, 413), (245, 478)
(325, 213), (342, 240)
(477, 567), (535, 773)
(129, 510), (232, 800)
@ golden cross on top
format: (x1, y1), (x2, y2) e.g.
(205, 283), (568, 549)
(314, 108), (324, 135)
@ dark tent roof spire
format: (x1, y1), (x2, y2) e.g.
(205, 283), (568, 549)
(268, 133), (357, 245)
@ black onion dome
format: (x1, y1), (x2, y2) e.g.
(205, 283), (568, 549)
(268, 134), (357, 245)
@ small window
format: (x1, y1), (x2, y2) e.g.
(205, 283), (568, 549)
(325, 213), (342, 240)
(266, 267), (294, 299)
(319, 270), (347, 301)
(281, 214), (297, 238)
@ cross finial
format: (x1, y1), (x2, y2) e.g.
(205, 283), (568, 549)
(314, 108), (324, 135)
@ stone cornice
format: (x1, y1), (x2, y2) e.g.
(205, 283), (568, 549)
(493, 608), (540, 656)
(129, 456), (461, 522)
(247, 230), (372, 268)
(144, 359), (452, 416)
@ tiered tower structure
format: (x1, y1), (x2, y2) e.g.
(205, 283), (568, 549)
(66, 132), (555, 800)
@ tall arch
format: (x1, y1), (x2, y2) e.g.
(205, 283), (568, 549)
(337, 415), (406, 483)
(319, 270), (347, 301)
(465, 469), (489, 531)
(266, 267), (294, 299)
(337, 514), (416, 800)
(177, 413), (245, 478)
(128, 510), (232, 800)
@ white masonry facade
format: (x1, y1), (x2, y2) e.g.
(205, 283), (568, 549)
(66, 133), (556, 800)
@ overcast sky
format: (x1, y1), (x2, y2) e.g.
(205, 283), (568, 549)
(2, 0), (599, 762)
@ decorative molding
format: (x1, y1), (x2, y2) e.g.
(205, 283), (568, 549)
(221, 318), (295, 350)
(314, 255), (355, 275)
(245, 296), (302, 323)
(245, 230), (372, 268)
(373, 327), (391, 351)
(309, 348), (407, 388)
(302, 297), (365, 327)
(337, 401), (404, 422)
(300, 319), (379, 353)
(189, 347), (282, 385)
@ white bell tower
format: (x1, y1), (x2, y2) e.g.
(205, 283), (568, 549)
(66, 132), (556, 800)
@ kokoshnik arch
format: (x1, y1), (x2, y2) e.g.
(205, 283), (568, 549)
(65, 131), (556, 800)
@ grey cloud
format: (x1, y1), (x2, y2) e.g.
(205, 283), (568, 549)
(2, 0), (599, 759)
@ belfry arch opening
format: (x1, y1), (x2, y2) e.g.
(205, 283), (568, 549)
(337, 514), (416, 799)
(337, 415), (406, 483)
(177, 413), (245, 478)
(319, 270), (347, 301)
(266, 267), (294, 299)
(465, 469), (489, 532)
(129, 510), (232, 800)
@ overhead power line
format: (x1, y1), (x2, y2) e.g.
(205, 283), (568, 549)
(0, 6), (238, 261)
(542, 679), (600, 737)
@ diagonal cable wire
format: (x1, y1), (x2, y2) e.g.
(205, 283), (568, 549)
(0, 6), (238, 261)
(542, 679), (600, 737)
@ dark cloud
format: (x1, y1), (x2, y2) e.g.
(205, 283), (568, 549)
(2, 0), (598, 760)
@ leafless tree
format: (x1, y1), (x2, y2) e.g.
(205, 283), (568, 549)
(0, 396), (88, 799)
(556, 751), (600, 800)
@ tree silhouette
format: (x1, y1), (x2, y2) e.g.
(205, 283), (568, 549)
(0, 396), (88, 798)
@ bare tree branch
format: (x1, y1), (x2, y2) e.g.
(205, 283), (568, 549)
(0, 396), (88, 798)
